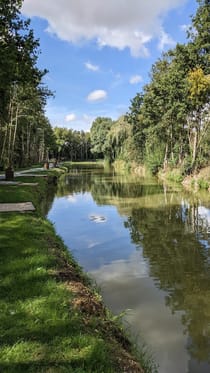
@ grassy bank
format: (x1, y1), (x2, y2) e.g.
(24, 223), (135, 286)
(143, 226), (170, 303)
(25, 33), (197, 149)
(158, 166), (210, 192)
(0, 169), (145, 372)
(113, 159), (210, 193)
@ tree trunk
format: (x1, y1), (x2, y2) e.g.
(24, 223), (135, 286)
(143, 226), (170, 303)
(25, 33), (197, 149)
(192, 129), (198, 166)
(163, 142), (168, 170)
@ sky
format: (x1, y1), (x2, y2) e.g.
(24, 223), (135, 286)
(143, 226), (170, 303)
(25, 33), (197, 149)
(21, 0), (198, 132)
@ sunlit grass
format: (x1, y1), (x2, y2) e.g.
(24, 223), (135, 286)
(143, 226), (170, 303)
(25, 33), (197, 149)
(0, 171), (147, 372)
(0, 212), (118, 372)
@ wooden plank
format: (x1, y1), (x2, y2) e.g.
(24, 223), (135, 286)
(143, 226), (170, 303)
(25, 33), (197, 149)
(0, 202), (35, 212)
(0, 182), (38, 186)
(0, 181), (20, 185)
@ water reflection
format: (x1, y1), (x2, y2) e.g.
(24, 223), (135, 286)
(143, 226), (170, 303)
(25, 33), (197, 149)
(41, 184), (57, 216)
(48, 166), (210, 373)
(125, 205), (210, 366)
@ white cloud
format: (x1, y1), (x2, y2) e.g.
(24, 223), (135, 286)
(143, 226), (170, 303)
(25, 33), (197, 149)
(66, 195), (77, 203)
(180, 24), (190, 32)
(46, 103), (96, 131)
(87, 90), (107, 102)
(65, 113), (76, 122)
(22, 0), (186, 57)
(85, 61), (99, 71)
(129, 75), (143, 84)
(158, 29), (176, 50)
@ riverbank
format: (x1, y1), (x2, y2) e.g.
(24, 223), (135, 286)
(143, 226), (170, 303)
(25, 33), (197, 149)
(0, 168), (146, 372)
(113, 159), (210, 193)
(158, 166), (210, 192)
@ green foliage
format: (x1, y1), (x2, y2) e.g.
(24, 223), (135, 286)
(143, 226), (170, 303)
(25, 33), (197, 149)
(197, 177), (209, 189)
(54, 127), (92, 162)
(187, 0), (210, 70)
(0, 0), (55, 169)
(145, 143), (165, 175)
(126, 93), (146, 161)
(165, 169), (184, 183)
(117, 0), (209, 172)
(187, 67), (210, 104)
(90, 117), (114, 160)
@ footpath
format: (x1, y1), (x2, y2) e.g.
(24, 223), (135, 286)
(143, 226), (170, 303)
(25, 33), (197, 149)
(0, 168), (44, 212)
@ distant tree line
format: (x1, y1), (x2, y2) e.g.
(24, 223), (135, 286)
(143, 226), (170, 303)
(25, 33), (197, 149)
(53, 127), (92, 162)
(90, 0), (210, 174)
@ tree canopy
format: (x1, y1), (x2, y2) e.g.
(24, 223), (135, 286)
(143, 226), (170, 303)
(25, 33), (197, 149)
(0, 0), (55, 168)
(91, 0), (210, 173)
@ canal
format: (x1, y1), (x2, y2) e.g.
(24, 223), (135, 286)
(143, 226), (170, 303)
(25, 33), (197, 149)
(47, 164), (210, 373)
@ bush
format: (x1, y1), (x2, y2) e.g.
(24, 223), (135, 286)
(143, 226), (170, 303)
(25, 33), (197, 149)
(197, 178), (209, 189)
(166, 169), (183, 183)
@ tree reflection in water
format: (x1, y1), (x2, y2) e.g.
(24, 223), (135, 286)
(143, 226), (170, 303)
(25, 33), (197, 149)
(125, 202), (210, 365)
(53, 165), (210, 368)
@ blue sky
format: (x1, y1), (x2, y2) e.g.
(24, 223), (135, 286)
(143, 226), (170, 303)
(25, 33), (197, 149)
(21, 0), (198, 132)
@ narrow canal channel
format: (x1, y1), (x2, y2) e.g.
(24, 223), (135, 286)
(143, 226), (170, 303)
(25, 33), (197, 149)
(47, 165), (210, 373)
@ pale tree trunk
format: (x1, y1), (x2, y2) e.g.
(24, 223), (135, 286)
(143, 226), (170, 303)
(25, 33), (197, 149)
(192, 129), (198, 166)
(178, 133), (183, 165)
(8, 104), (14, 166)
(170, 123), (174, 162)
(163, 142), (168, 170)
(10, 105), (19, 165)
(26, 123), (32, 162)
(1, 123), (8, 165)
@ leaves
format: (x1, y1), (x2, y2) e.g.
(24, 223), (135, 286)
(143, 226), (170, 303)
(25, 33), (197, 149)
(187, 67), (210, 104)
(0, 0), (54, 168)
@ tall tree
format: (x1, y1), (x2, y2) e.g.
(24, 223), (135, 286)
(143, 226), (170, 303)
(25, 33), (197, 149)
(126, 93), (145, 162)
(187, 0), (210, 72)
(0, 0), (53, 168)
(90, 117), (113, 160)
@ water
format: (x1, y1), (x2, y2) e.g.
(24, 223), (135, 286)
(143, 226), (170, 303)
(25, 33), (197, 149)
(47, 165), (210, 373)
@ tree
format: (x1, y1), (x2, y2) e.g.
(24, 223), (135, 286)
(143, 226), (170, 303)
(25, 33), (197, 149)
(187, 0), (210, 72)
(90, 117), (113, 160)
(53, 127), (92, 162)
(0, 0), (53, 168)
(106, 116), (133, 161)
(186, 68), (210, 166)
(127, 52), (189, 172)
(126, 93), (145, 162)
(123, 0), (210, 173)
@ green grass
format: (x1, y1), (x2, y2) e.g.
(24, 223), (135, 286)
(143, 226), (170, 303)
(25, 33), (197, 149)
(197, 178), (209, 190)
(0, 213), (119, 372)
(0, 168), (65, 215)
(161, 168), (184, 183)
(0, 171), (144, 372)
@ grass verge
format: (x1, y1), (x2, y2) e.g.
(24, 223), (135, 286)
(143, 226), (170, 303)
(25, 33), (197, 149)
(0, 170), (145, 372)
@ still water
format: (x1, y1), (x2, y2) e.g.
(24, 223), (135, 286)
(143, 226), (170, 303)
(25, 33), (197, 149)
(47, 165), (210, 373)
